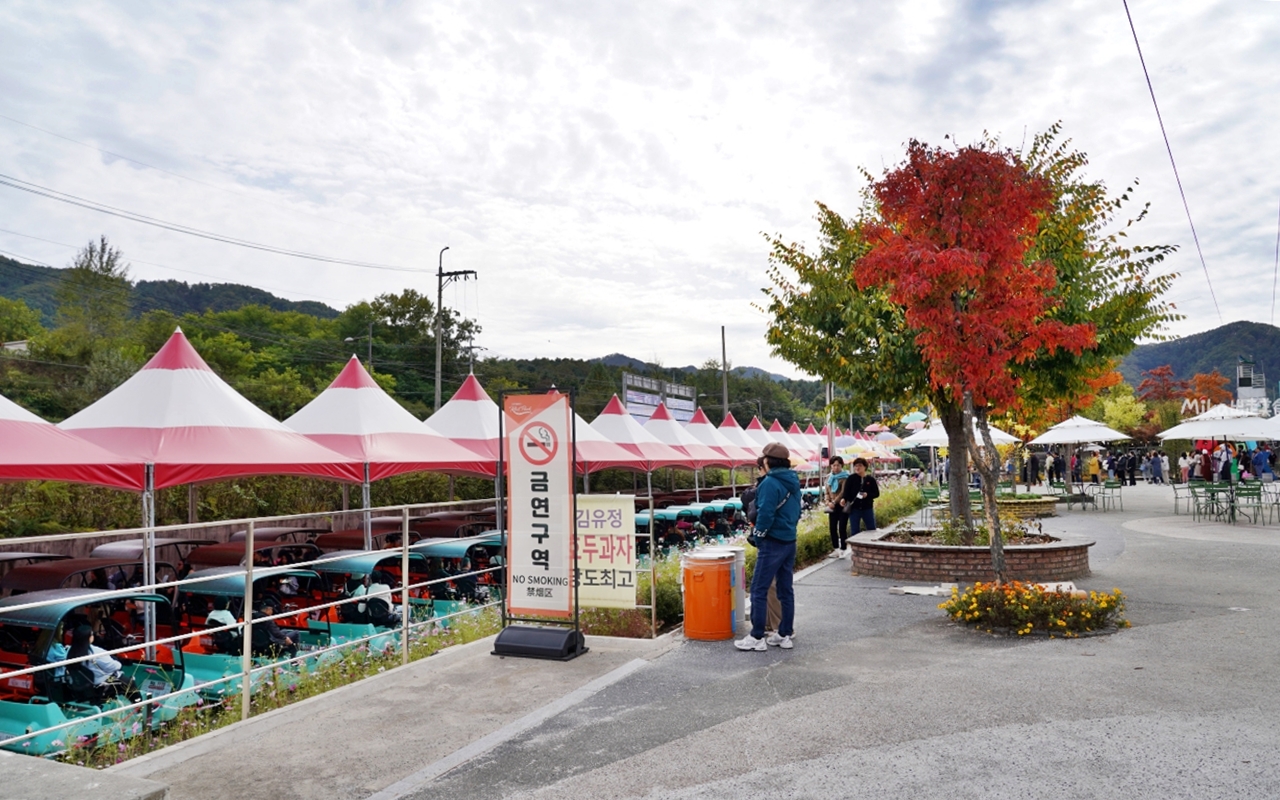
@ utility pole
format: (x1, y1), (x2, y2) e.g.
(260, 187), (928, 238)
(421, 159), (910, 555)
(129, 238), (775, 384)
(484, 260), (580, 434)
(721, 325), (729, 420)
(434, 246), (476, 411)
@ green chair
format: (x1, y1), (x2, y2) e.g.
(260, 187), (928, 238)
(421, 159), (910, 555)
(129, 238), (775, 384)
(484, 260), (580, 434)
(1098, 480), (1123, 512)
(1236, 484), (1267, 525)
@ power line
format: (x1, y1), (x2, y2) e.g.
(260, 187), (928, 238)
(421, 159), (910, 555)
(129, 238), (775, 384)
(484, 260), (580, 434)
(0, 173), (422, 273)
(0, 112), (435, 248)
(0, 228), (348, 307)
(1121, 0), (1222, 323)
(1273, 195), (1280, 326)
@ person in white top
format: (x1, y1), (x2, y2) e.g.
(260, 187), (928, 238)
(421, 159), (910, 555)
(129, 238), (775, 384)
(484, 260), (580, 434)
(68, 625), (123, 686)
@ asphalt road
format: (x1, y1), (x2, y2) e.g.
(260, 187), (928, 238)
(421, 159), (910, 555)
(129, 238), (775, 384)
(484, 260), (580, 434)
(403, 483), (1280, 800)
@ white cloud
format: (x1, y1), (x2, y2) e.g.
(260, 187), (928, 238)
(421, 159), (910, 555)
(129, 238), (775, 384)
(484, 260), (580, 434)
(1, 0), (1278, 381)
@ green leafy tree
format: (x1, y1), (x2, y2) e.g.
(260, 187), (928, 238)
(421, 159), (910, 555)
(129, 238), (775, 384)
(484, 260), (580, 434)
(764, 125), (1179, 528)
(55, 236), (132, 341)
(0, 297), (43, 342)
(1103, 392), (1147, 433)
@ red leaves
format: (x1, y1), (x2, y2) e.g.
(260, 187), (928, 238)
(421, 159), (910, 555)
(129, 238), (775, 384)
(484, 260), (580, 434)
(1136, 364), (1189, 402)
(854, 140), (1096, 411)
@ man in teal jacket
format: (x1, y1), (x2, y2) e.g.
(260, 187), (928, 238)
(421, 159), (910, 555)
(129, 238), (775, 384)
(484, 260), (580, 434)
(736, 442), (802, 651)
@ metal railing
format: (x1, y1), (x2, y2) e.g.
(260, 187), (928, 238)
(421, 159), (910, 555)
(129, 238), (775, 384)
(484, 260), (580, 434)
(0, 502), (505, 755)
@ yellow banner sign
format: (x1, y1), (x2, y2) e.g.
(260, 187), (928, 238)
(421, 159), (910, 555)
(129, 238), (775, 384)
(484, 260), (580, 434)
(575, 494), (636, 609)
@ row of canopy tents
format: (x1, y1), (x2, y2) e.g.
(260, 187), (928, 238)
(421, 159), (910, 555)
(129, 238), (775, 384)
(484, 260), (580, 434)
(0, 328), (843, 498)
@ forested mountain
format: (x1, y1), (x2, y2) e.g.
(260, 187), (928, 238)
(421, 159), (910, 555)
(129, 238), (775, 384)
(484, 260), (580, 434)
(1119, 321), (1280, 393)
(0, 256), (339, 325)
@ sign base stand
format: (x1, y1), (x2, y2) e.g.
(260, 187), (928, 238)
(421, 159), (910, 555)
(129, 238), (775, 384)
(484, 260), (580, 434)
(491, 625), (588, 661)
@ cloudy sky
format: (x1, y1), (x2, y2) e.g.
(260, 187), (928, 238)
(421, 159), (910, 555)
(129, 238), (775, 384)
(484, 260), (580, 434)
(1, 0), (1277, 379)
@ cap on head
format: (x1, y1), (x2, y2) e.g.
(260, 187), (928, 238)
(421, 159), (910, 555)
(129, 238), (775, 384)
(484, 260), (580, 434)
(762, 442), (789, 460)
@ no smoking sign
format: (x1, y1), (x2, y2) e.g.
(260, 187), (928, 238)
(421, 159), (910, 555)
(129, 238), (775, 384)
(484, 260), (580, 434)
(520, 422), (559, 465)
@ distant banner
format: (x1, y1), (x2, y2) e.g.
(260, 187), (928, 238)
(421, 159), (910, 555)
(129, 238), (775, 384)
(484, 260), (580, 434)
(505, 393), (575, 618)
(575, 495), (636, 609)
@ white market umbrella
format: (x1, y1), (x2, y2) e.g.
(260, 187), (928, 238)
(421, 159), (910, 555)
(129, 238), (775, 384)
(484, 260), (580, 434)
(1029, 415), (1131, 446)
(903, 419), (1019, 448)
(1159, 404), (1274, 441)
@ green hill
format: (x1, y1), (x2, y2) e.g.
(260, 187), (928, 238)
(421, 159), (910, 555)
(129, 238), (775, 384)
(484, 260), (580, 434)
(1119, 321), (1280, 395)
(0, 255), (339, 324)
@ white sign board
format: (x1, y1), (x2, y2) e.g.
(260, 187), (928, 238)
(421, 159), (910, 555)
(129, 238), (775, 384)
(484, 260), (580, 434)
(575, 494), (636, 609)
(505, 393), (575, 618)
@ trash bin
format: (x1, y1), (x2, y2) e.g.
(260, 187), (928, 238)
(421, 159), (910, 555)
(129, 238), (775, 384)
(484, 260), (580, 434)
(700, 546), (746, 634)
(681, 551), (735, 641)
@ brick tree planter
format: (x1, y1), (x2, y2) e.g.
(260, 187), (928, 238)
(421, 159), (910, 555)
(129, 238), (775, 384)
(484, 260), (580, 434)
(850, 532), (1094, 583)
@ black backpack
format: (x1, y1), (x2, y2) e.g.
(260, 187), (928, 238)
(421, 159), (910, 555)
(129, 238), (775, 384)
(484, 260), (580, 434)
(742, 486), (759, 525)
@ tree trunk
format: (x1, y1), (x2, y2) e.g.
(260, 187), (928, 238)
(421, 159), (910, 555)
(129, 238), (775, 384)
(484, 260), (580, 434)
(938, 399), (972, 533)
(963, 394), (1007, 583)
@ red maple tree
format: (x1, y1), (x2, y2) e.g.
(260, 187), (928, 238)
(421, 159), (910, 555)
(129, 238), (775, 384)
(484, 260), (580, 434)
(853, 140), (1096, 578)
(1136, 364), (1188, 402)
(854, 141), (1096, 413)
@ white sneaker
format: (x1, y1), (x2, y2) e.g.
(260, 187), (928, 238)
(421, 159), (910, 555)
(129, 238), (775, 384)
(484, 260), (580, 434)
(766, 633), (794, 649)
(734, 634), (767, 651)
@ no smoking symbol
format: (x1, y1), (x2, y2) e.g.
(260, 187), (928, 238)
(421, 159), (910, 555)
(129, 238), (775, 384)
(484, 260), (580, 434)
(520, 423), (558, 465)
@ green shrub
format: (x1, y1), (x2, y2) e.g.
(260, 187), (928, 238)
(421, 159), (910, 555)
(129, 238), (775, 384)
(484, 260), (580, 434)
(875, 482), (923, 528)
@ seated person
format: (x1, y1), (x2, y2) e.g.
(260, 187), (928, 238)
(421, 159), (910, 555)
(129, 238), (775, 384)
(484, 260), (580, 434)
(45, 622), (68, 680)
(251, 599), (299, 657)
(358, 571), (400, 626)
(425, 559), (454, 600)
(454, 558), (478, 602)
(204, 596), (240, 654)
(68, 625), (135, 700)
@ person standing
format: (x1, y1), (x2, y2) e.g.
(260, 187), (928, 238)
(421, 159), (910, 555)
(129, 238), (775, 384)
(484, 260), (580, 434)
(840, 457), (880, 538)
(1149, 451), (1164, 484)
(1179, 452), (1190, 484)
(1200, 449), (1214, 482)
(1160, 452), (1170, 485)
(824, 456), (850, 552)
(1125, 450), (1138, 486)
(736, 443), (801, 652)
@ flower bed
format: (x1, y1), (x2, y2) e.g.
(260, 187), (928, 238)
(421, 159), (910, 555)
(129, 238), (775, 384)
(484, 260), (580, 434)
(939, 580), (1129, 637)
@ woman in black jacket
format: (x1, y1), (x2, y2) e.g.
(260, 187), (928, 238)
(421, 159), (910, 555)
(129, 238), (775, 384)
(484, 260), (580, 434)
(839, 458), (880, 538)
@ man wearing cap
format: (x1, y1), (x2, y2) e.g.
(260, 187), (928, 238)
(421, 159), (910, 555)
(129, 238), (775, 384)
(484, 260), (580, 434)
(736, 442), (802, 652)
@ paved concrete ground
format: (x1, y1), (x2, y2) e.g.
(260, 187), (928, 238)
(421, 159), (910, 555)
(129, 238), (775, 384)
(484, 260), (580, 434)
(116, 484), (1280, 799)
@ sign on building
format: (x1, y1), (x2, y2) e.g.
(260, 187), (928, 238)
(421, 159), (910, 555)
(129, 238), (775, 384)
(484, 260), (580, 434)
(504, 393), (575, 618)
(622, 372), (696, 423)
(575, 494), (636, 609)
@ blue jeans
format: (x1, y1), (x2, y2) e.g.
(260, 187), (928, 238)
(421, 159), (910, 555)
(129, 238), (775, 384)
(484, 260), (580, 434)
(849, 506), (876, 535)
(750, 537), (795, 639)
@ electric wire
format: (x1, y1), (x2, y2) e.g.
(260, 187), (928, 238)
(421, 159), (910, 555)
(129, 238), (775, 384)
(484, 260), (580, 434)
(1273, 195), (1280, 326)
(1121, 0), (1222, 322)
(0, 174), (421, 273)
(0, 227), (348, 307)
(0, 112), (434, 248)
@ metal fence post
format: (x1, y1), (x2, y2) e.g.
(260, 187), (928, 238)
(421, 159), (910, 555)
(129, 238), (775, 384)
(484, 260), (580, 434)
(401, 506), (410, 666)
(241, 520), (255, 721)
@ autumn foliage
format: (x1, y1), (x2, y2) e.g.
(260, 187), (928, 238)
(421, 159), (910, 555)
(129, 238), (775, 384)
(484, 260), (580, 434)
(853, 141), (1096, 412)
(1136, 364), (1189, 402)
(1187, 369), (1233, 406)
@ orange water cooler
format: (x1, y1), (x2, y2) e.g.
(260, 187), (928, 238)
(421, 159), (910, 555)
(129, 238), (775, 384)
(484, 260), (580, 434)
(681, 552), (736, 640)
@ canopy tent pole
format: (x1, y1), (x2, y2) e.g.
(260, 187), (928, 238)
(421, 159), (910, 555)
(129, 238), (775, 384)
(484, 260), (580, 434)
(142, 464), (156, 657)
(362, 462), (372, 551)
(187, 484), (198, 524)
(342, 484), (349, 511)
(400, 508), (410, 666)
(240, 520), (255, 721)
(694, 468), (700, 502)
(583, 464), (590, 495)
(647, 470), (656, 638)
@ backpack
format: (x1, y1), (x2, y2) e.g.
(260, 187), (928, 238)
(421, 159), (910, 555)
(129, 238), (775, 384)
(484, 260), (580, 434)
(742, 486), (759, 525)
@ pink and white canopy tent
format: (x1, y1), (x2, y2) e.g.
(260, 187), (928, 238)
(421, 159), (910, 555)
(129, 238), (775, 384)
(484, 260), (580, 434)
(0, 392), (143, 490)
(59, 329), (360, 489)
(769, 420), (815, 461)
(58, 328), (359, 632)
(424, 374), (501, 463)
(589, 396), (689, 471)
(643, 403), (727, 501)
(685, 408), (756, 465)
(643, 404), (726, 468)
(286, 357), (495, 549)
(571, 411), (649, 475)
(742, 416), (776, 450)
(286, 357), (493, 479)
(717, 413), (761, 456)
